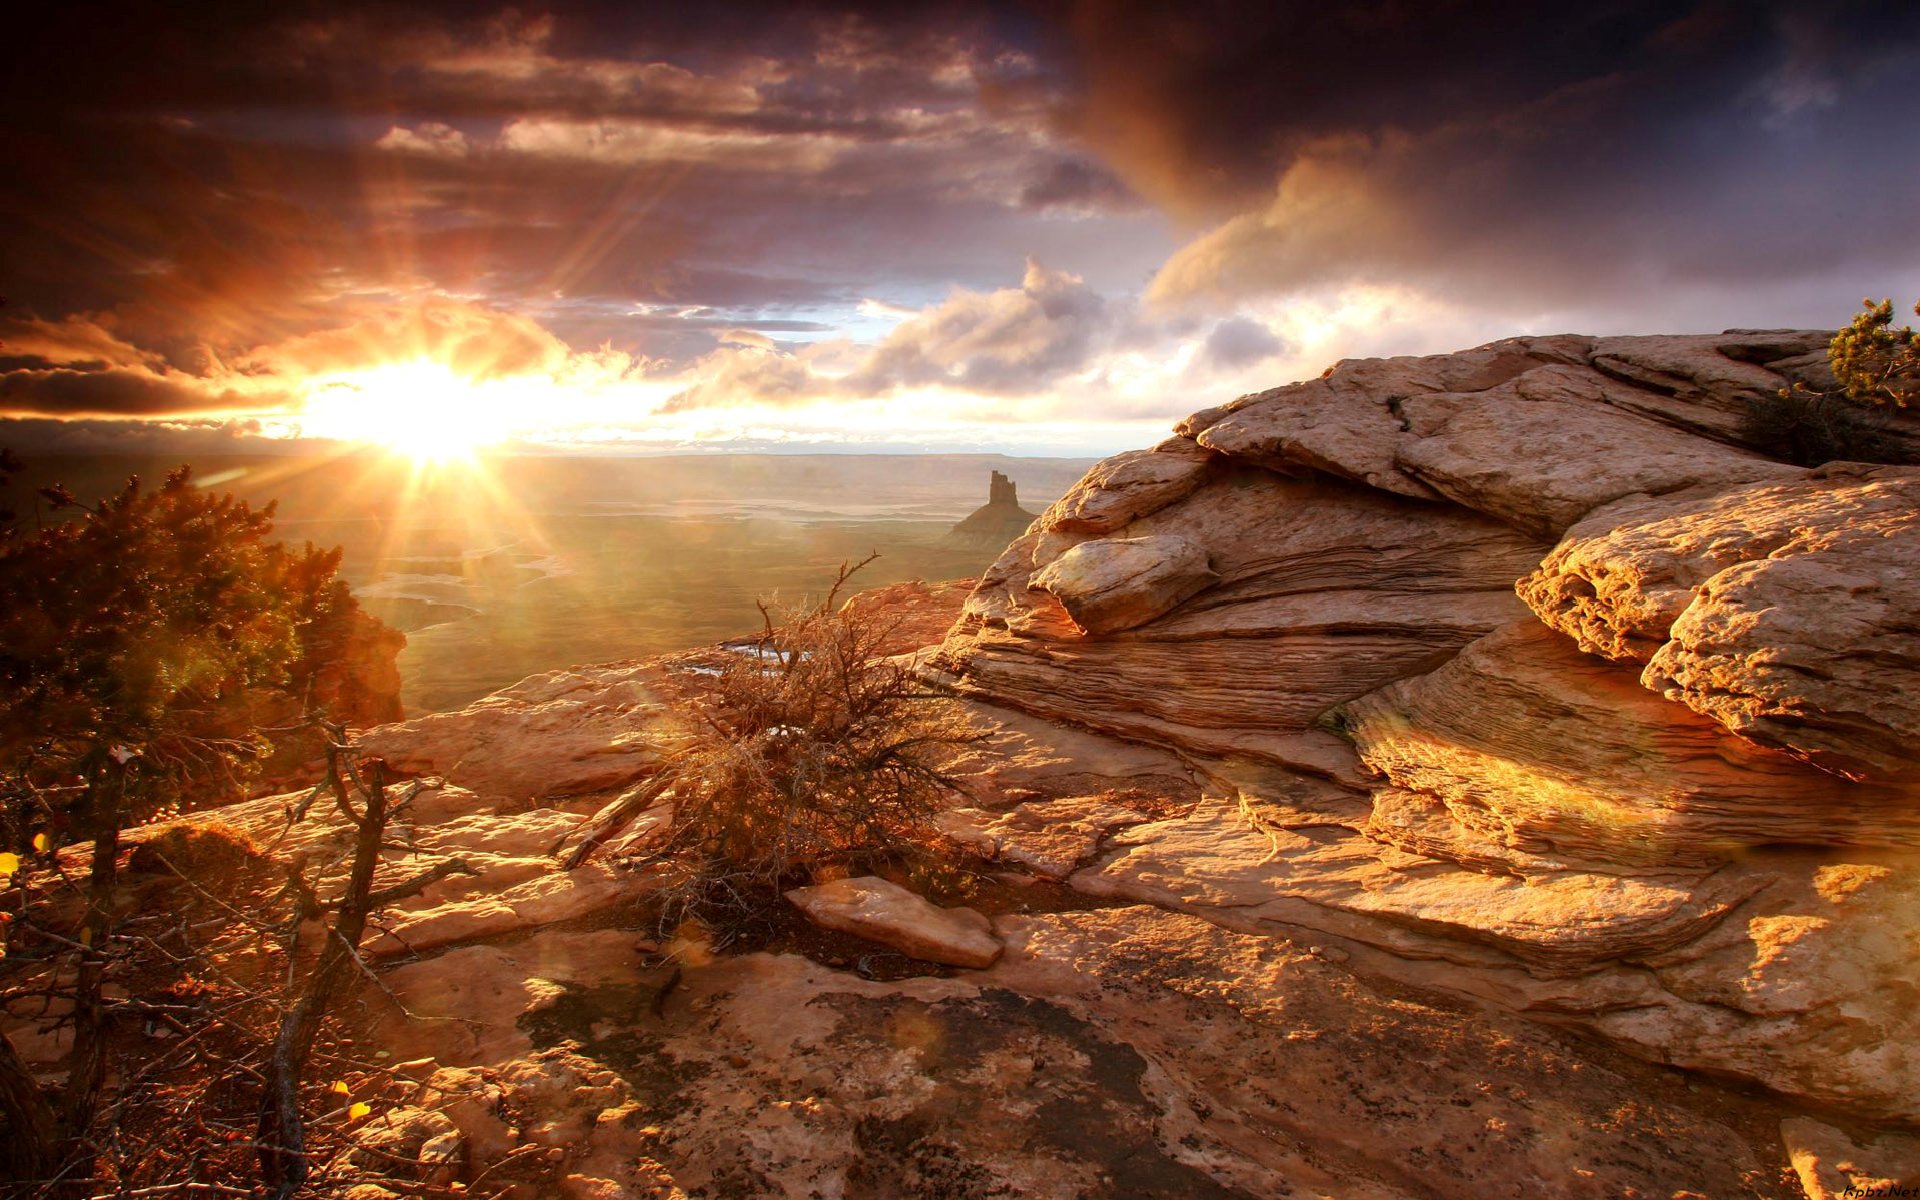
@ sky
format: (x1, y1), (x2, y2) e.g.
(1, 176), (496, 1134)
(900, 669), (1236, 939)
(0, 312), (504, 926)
(3, 1), (1918, 457)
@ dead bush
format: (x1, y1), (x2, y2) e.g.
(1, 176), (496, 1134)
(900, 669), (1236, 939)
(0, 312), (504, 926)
(567, 557), (983, 931)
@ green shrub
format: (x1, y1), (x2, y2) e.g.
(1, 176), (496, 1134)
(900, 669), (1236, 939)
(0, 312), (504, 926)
(1830, 297), (1920, 409)
(1738, 298), (1920, 466)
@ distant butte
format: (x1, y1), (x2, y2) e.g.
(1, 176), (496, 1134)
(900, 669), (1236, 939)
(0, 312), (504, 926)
(949, 469), (1037, 543)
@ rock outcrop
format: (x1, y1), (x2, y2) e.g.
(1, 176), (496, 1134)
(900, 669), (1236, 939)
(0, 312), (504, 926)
(1519, 463), (1920, 781)
(948, 468), (1037, 543)
(928, 329), (1920, 1128)
(22, 330), (1920, 1196)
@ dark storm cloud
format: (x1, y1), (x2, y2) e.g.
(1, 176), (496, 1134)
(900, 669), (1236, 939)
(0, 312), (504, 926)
(1, 0), (1126, 408)
(1017, 157), (1140, 214)
(6, 0), (1919, 429)
(1042, 1), (1920, 305)
(0, 368), (275, 417)
(0, 416), (287, 458)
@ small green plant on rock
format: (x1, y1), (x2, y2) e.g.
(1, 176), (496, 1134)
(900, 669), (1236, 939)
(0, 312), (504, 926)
(564, 556), (983, 932)
(1739, 297), (1919, 466)
(1830, 296), (1920, 409)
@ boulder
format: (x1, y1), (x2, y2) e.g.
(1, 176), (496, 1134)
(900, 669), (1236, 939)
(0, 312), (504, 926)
(1036, 436), (1217, 534)
(784, 876), (1002, 968)
(1521, 465), (1920, 780)
(1029, 533), (1218, 633)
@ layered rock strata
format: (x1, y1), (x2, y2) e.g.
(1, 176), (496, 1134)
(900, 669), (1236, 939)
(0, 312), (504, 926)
(927, 330), (1920, 1124)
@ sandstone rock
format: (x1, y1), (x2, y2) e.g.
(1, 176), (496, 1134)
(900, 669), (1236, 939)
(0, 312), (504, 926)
(364, 860), (637, 957)
(363, 908), (1789, 1200)
(1617, 858), (1920, 1121)
(983, 907), (1784, 1199)
(1393, 366), (1798, 538)
(1182, 337), (1591, 500)
(1074, 793), (1761, 975)
(414, 1067), (516, 1165)
(1191, 376), (1444, 500)
(785, 876), (1002, 968)
(357, 663), (672, 802)
(1036, 436), (1216, 534)
(831, 576), (976, 656)
(1713, 329), (1835, 365)
(931, 469), (1545, 779)
(345, 1106), (462, 1183)
(1521, 465), (1920, 781)
(1341, 622), (1920, 869)
(1029, 533), (1218, 633)
(369, 931), (669, 1065)
(933, 699), (1204, 813)
(1591, 333), (1791, 403)
(1174, 335), (1802, 537)
(1781, 1117), (1920, 1199)
(932, 795), (1161, 879)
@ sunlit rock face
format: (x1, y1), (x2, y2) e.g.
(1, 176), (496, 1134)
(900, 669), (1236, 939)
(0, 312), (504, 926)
(930, 451), (1548, 782)
(928, 330), (1920, 1121)
(1520, 463), (1920, 781)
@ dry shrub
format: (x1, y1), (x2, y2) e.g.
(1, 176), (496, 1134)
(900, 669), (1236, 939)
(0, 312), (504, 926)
(633, 559), (984, 929)
(125, 819), (268, 882)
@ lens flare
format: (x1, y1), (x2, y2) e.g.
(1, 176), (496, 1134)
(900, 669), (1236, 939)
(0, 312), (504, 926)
(298, 361), (527, 461)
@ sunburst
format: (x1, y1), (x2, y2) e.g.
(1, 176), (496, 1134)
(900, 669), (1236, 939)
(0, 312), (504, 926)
(298, 361), (525, 462)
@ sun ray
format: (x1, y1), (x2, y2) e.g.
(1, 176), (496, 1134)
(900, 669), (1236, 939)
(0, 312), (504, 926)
(296, 361), (524, 462)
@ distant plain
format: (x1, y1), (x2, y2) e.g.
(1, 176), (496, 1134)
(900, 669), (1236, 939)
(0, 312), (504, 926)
(9, 452), (1094, 713)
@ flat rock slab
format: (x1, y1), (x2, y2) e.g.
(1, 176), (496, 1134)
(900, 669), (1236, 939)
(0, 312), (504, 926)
(357, 664), (671, 802)
(366, 906), (1797, 1199)
(785, 875), (1003, 968)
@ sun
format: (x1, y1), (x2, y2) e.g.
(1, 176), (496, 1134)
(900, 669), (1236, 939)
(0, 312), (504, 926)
(299, 361), (521, 461)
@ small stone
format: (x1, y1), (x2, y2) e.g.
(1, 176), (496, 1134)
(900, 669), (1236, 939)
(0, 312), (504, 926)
(785, 876), (1003, 968)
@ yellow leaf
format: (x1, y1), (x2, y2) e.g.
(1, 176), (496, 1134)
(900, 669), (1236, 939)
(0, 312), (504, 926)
(79, 927), (93, 947)
(32, 833), (50, 853)
(348, 1102), (371, 1120)
(0, 852), (18, 875)
(331, 1080), (350, 1095)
